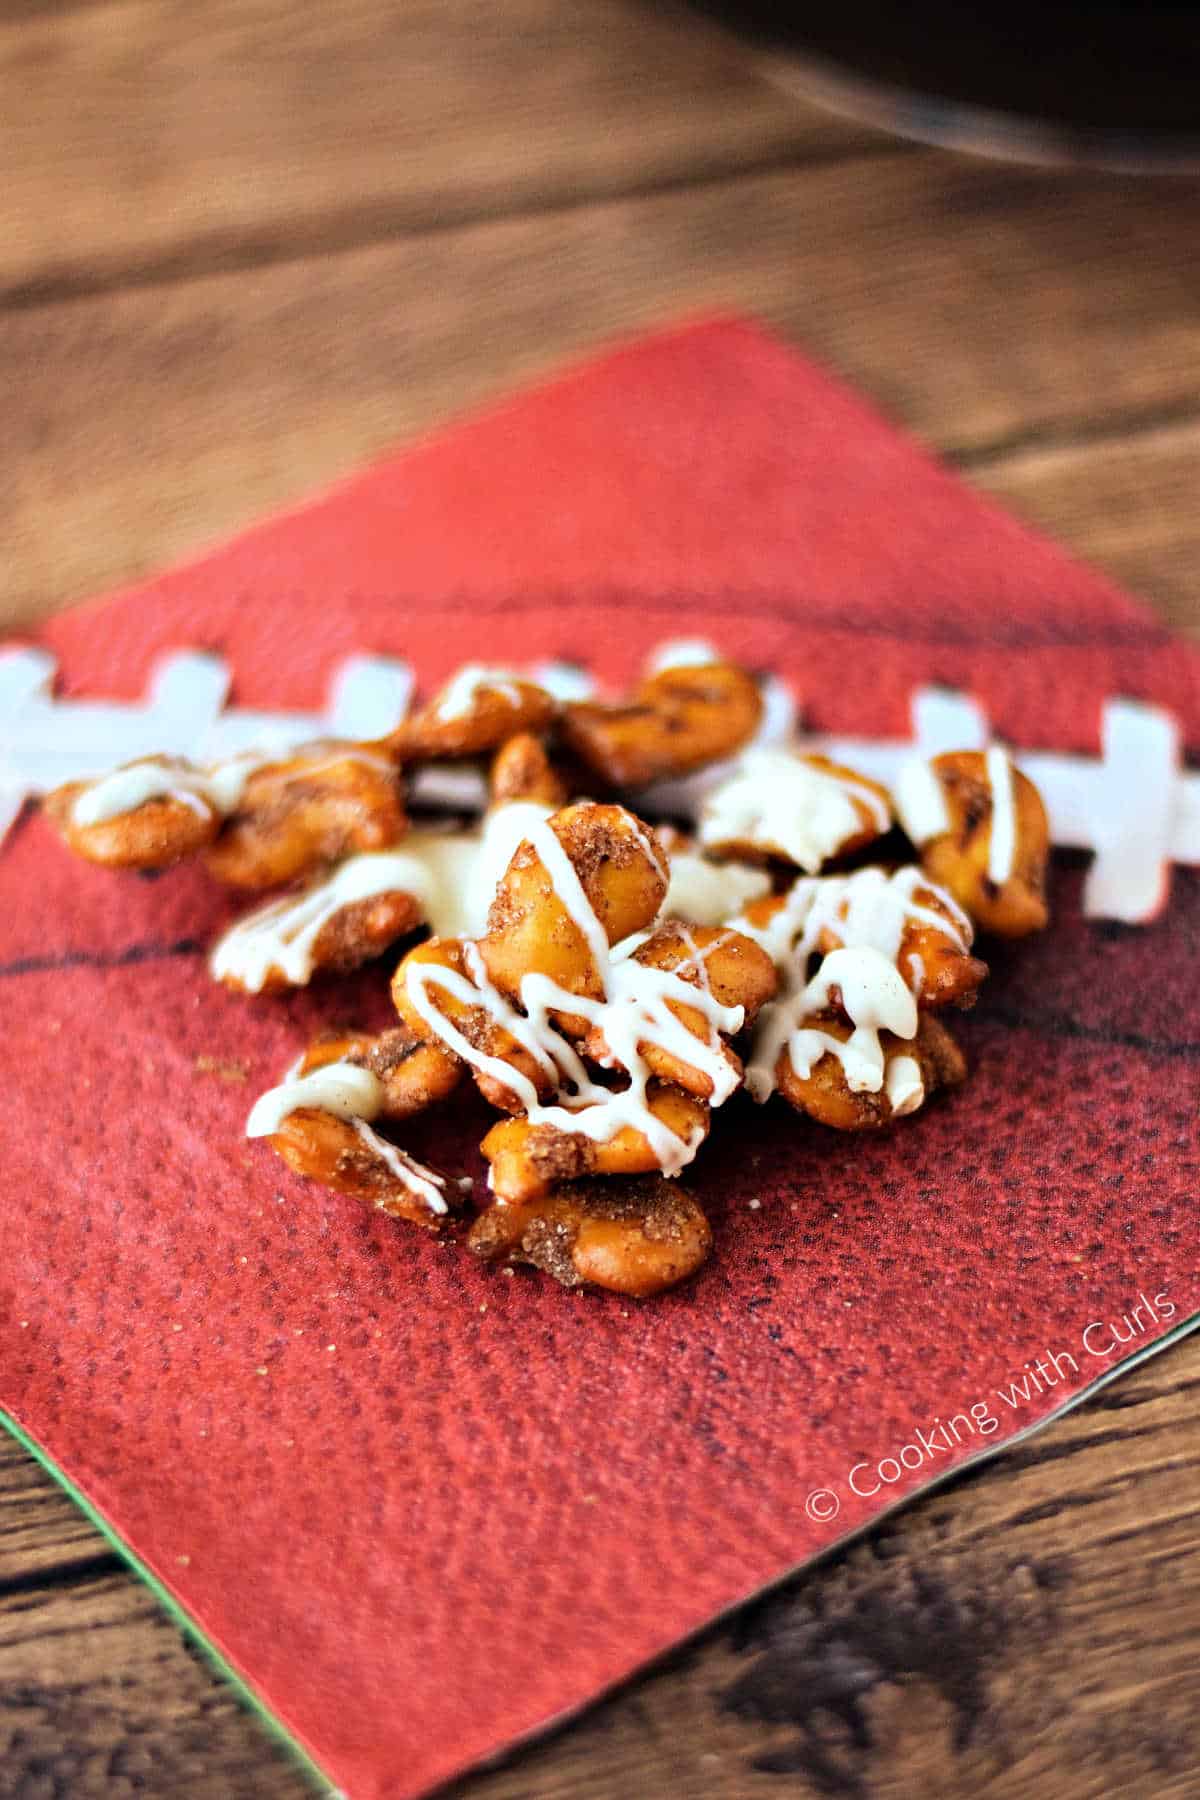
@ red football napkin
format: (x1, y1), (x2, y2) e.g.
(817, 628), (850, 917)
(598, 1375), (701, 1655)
(3, 319), (1197, 1800)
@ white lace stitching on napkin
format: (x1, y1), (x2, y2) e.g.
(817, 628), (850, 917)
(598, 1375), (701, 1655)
(1, 638), (1195, 924)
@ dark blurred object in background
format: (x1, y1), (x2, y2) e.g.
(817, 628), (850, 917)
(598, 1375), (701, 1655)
(689, 0), (1200, 169)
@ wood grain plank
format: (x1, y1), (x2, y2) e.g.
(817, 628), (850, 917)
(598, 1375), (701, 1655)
(0, 1437), (114, 1585)
(0, 1568), (308, 1798)
(2, 1336), (1197, 1797)
(972, 416), (1200, 640)
(4, 152), (1199, 627)
(0, 0), (875, 299)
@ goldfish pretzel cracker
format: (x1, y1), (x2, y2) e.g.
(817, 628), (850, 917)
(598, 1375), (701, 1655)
(561, 658), (762, 788)
(489, 733), (570, 809)
(475, 801), (672, 1028)
(247, 1038), (469, 1228)
(204, 743), (407, 889)
(732, 862), (984, 1129)
(384, 667), (557, 760)
(699, 748), (893, 872)
(738, 866), (986, 1013)
(895, 748), (1050, 938)
(579, 921), (776, 1100)
(47, 755), (235, 870)
(392, 936), (559, 1115)
(480, 1084), (713, 1204)
(468, 1175), (713, 1296)
(211, 853), (431, 993)
(774, 1007), (967, 1131)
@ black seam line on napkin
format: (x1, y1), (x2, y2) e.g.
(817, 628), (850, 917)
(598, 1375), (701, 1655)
(0, 137), (915, 314)
(979, 1004), (1200, 1061)
(342, 587), (1170, 651)
(0, 939), (204, 980)
(0, 1551), (122, 1603)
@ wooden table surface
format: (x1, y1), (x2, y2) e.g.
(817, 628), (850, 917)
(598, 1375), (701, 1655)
(2, 4), (1198, 1796)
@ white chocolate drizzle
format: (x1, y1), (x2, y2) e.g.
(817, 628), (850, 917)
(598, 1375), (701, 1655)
(885, 1053), (925, 1117)
(245, 1058), (449, 1212)
(403, 811), (744, 1184)
(892, 755), (951, 846)
(786, 947), (918, 1093)
(732, 865), (970, 1102)
(351, 1121), (450, 1213)
(529, 660), (596, 703)
(431, 665), (525, 722)
(699, 747), (891, 873)
(986, 745), (1017, 888)
(524, 814), (613, 972)
(211, 851), (433, 991)
(646, 638), (720, 673)
(662, 849), (771, 925)
(73, 755), (259, 826)
(465, 801), (556, 934)
(247, 1060), (383, 1133)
